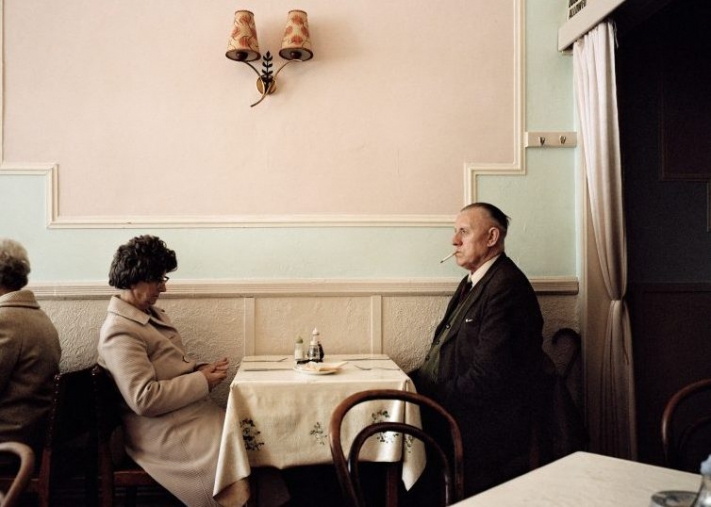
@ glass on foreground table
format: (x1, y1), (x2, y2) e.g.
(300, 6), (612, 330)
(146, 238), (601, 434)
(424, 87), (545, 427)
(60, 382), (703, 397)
(650, 490), (697, 507)
(651, 454), (711, 507)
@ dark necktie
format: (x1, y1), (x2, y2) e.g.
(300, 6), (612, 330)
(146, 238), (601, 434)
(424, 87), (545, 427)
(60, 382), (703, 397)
(459, 280), (473, 301)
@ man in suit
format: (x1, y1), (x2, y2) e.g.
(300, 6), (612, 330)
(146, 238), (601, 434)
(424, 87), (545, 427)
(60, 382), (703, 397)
(411, 202), (549, 497)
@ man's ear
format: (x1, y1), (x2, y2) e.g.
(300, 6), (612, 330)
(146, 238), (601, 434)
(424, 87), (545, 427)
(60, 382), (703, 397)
(487, 227), (500, 246)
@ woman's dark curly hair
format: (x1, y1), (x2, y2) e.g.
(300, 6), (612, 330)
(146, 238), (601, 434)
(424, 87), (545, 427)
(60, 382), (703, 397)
(108, 235), (177, 289)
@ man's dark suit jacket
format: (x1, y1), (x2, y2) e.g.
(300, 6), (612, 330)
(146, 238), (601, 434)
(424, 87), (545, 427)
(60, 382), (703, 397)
(412, 253), (547, 496)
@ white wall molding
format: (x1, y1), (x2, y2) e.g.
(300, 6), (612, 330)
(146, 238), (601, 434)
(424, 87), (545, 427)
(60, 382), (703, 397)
(465, 0), (526, 205)
(48, 213), (457, 229)
(0, 164), (58, 227)
(0, 164), (454, 228)
(28, 276), (579, 300)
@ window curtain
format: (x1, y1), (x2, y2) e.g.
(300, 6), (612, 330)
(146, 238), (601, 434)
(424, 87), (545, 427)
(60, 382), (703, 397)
(573, 21), (636, 459)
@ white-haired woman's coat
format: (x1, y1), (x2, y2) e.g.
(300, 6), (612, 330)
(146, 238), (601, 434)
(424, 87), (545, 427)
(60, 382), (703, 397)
(0, 290), (61, 455)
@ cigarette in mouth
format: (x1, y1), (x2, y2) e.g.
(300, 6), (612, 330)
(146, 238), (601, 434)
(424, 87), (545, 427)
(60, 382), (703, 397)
(439, 252), (456, 263)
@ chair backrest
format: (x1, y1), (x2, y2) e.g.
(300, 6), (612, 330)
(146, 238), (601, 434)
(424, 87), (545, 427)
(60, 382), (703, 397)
(329, 389), (464, 507)
(92, 364), (165, 507)
(543, 327), (583, 409)
(0, 442), (35, 507)
(530, 328), (588, 471)
(40, 366), (98, 506)
(0, 366), (99, 507)
(92, 364), (124, 507)
(91, 365), (124, 443)
(662, 378), (711, 472)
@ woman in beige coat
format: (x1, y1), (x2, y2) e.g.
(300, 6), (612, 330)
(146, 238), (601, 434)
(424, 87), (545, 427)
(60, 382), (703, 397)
(98, 235), (231, 507)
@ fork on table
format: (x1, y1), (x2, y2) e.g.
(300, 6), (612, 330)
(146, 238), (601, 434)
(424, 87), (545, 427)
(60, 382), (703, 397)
(353, 364), (400, 371)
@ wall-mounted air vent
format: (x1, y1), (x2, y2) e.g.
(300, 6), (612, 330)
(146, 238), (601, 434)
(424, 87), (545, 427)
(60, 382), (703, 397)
(559, 0), (625, 51)
(569, 0), (588, 19)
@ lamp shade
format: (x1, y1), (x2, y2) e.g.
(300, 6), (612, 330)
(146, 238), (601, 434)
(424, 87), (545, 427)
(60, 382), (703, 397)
(279, 10), (313, 61)
(226, 10), (260, 62)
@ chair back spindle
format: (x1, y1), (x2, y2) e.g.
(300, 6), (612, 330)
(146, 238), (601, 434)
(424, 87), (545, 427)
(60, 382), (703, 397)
(329, 389), (464, 507)
(661, 378), (711, 472)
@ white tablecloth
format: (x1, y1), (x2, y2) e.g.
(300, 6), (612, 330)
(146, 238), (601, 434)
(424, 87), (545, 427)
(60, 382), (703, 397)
(214, 354), (426, 499)
(452, 451), (700, 506)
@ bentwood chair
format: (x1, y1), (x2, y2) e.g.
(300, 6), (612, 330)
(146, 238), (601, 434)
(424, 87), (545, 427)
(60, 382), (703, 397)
(0, 442), (35, 507)
(91, 365), (178, 507)
(329, 389), (464, 507)
(661, 378), (711, 472)
(0, 367), (98, 507)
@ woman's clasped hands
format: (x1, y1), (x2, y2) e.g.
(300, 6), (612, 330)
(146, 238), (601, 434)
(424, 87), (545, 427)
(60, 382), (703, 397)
(198, 357), (230, 391)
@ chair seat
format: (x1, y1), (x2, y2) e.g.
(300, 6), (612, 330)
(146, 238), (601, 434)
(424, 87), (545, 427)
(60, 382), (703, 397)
(113, 459), (159, 487)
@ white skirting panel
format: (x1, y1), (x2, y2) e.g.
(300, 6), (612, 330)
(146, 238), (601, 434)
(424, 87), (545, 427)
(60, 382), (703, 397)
(35, 277), (579, 408)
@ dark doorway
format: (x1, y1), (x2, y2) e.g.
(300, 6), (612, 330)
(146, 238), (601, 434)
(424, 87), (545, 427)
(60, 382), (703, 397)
(615, 0), (711, 467)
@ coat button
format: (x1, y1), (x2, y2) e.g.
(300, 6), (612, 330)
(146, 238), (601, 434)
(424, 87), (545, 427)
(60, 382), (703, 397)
(445, 324), (451, 329)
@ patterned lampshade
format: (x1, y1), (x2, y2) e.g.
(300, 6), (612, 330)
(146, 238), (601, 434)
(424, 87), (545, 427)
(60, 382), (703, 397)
(279, 10), (313, 61)
(226, 10), (261, 62)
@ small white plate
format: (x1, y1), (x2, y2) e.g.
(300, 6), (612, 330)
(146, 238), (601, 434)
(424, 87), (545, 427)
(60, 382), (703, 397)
(293, 361), (347, 375)
(293, 366), (337, 375)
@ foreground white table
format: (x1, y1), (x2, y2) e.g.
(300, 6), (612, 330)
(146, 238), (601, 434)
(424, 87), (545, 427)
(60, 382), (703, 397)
(214, 354), (426, 501)
(452, 451), (700, 506)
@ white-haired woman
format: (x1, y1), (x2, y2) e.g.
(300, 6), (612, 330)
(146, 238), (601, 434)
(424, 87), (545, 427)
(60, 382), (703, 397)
(0, 239), (61, 458)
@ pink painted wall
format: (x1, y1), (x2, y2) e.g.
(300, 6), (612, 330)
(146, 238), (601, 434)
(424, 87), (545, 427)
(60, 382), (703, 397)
(3, 0), (519, 219)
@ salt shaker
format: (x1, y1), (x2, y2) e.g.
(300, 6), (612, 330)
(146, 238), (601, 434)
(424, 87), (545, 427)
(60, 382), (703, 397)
(693, 455), (711, 506)
(294, 336), (305, 363)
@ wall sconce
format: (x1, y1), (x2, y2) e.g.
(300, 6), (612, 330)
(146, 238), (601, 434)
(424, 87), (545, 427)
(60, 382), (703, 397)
(226, 10), (313, 107)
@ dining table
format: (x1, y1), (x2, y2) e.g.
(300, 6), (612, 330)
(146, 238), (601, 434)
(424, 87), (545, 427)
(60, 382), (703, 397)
(450, 451), (701, 506)
(213, 353), (426, 504)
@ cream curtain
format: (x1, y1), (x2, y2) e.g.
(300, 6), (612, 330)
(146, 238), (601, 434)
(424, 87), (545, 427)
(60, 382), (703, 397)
(573, 21), (636, 459)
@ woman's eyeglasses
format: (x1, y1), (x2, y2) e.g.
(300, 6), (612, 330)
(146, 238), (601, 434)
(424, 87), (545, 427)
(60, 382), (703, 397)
(155, 276), (170, 284)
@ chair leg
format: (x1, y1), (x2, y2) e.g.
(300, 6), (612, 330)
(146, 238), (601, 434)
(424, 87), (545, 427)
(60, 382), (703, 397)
(246, 473), (259, 507)
(85, 456), (99, 507)
(125, 486), (137, 507)
(385, 464), (398, 507)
